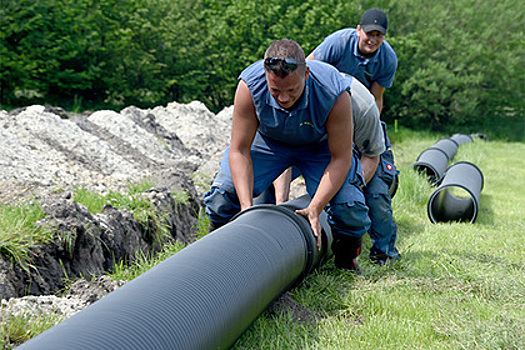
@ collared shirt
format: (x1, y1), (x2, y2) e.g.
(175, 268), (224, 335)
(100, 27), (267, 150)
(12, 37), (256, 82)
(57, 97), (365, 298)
(239, 60), (352, 146)
(313, 28), (397, 89)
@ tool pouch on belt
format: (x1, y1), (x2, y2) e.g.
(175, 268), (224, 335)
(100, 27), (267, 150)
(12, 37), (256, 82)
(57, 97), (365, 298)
(378, 122), (399, 189)
(378, 148), (398, 188)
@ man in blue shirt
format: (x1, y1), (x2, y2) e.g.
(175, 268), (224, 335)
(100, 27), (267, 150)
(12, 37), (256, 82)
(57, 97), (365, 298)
(203, 39), (371, 272)
(309, 8), (397, 113)
(307, 8), (401, 265)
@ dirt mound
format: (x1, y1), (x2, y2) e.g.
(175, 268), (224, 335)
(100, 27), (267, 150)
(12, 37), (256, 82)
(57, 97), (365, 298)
(0, 102), (231, 301)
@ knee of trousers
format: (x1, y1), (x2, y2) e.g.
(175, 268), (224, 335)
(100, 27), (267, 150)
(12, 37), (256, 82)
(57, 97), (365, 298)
(365, 191), (393, 215)
(326, 201), (371, 238)
(364, 173), (391, 197)
(202, 186), (240, 225)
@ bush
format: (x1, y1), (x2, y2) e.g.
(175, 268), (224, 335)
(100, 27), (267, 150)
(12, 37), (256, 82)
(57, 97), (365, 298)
(1, 0), (523, 139)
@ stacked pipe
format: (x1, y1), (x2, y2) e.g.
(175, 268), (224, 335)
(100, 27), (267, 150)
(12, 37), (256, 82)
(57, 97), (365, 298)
(18, 195), (332, 350)
(413, 133), (487, 224)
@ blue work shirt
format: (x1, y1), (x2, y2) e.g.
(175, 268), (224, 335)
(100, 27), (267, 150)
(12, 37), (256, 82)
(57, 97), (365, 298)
(312, 28), (397, 89)
(239, 60), (352, 147)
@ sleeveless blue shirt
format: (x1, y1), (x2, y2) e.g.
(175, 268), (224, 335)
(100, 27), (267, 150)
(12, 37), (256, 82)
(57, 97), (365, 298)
(239, 60), (352, 146)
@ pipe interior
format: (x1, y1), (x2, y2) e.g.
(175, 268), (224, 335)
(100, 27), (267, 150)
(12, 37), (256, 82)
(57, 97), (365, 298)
(428, 186), (478, 223)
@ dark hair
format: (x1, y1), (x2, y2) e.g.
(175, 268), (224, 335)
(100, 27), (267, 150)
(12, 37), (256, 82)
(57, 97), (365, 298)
(264, 39), (306, 78)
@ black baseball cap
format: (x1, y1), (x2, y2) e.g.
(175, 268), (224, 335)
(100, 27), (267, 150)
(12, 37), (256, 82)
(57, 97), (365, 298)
(359, 8), (388, 35)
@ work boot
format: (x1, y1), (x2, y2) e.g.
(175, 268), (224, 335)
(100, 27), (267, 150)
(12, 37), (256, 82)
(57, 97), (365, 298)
(332, 235), (363, 274)
(370, 248), (401, 266)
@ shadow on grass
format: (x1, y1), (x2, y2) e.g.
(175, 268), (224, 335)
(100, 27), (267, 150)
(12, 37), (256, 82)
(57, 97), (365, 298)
(476, 193), (495, 225)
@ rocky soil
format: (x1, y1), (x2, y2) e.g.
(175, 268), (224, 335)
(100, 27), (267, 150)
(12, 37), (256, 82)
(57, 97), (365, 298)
(0, 101), (310, 340)
(0, 101), (234, 318)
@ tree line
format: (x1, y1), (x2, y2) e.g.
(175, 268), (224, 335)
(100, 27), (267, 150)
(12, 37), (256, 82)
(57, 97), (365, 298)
(1, 0), (523, 138)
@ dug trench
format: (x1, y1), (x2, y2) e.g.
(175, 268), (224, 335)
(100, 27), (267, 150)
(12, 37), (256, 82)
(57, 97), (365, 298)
(0, 103), (315, 343)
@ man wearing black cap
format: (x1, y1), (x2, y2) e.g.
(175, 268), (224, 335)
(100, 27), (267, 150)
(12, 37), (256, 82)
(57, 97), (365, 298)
(303, 8), (401, 266)
(307, 8), (397, 114)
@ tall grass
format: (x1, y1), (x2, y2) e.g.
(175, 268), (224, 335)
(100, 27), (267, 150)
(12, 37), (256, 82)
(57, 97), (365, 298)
(0, 201), (51, 270)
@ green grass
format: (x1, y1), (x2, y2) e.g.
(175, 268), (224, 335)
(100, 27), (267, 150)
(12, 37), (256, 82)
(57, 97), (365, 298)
(109, 240), (186, 281)
(232, 128), (525, 349)
(0, 306), (64, 349)
(0, 200), (51, 270)
(73, 179), (189, 249)
(2, 129), (524, 349)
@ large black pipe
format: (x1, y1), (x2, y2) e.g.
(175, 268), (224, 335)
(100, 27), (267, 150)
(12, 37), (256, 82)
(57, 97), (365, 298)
(470, 132), (489, 142)
(389, 173), (399, 198)
(413, 147), (450, 183)
(427, 161), (484, 223)
(414, 133), (477, 184)
(449, 133), (473, 146)
(18, 195), (331, 350)
(432, 138), (459, 161)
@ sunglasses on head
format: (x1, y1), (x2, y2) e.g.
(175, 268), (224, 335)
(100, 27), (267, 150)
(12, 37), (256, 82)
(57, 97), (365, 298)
(264, 57), (304, 73)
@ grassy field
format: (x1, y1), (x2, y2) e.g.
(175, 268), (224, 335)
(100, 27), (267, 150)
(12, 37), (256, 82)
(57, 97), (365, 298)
(232, 128), (525, 349)
(2, 128), (524, 349)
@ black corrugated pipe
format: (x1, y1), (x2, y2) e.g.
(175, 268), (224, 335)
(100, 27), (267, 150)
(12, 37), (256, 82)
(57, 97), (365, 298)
(471, 132), (489, 142)
(432, 138), (459, 160)
(413, 147), (450, 183)
(18, 195), (331, 350)
(427, 161), (484, 223)
(449, 133), (473, 146)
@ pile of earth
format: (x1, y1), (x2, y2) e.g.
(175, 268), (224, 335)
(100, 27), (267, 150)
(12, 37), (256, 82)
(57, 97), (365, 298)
(0, 102), (231, 316)
(0, 102), (310, 338)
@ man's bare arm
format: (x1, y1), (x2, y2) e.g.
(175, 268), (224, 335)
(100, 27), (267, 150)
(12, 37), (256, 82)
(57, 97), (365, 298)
(370, 81), (385, 114)
(229, 81), (258, 210)
(296, 91), (353, 250)
(360, 154), (380, 184)
(273, 168), (292, 204)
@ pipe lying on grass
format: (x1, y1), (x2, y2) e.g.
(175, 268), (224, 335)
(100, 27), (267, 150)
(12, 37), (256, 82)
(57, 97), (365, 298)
(449, 133), (473, 146)
(432, 138), (459, 161)
(18, 195), (331, 350)
(413, 147), (450, 183)
(414, 133), (476, 184)
(427, 161), (484, 223)
(470, 132), (489, 142)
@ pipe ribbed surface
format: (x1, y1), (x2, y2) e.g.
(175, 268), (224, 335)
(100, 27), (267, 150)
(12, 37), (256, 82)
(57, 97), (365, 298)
(433, 138), (459, 161)
(428, 161), (484, 223)
(414, 147), (449, 183)
(18, 196), (329, 350)
(449, 133), (473, 146)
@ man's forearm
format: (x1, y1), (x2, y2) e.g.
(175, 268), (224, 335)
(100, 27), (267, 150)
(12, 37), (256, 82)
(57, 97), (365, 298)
(273, 167), (292, 204)
(360, 155), (380, 184)
(309, 157), (352, 214)
(229, 150), (254, 210)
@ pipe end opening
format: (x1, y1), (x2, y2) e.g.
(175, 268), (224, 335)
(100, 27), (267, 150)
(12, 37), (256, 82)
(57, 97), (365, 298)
(428, 185), (479, 223)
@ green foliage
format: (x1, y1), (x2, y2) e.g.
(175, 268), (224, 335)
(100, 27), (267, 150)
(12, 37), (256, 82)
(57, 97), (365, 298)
(384, 0), (524, 137)
(0, 200), (52, 269)
(1, 0), (523, 138)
